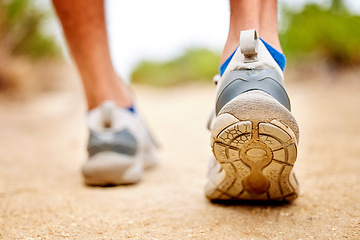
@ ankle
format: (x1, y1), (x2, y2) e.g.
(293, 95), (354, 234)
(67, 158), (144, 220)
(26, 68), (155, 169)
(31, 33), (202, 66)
(260, 35), (282, 53)
(87, 93), (132, 110)
(86, 77), (133, 110)
(219, 30), (287, 76)
(221, 32), (283, 64)
(221, 35), (240, 64)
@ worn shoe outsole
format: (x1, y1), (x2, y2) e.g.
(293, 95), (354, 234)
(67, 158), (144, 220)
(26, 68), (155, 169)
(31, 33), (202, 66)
(206, 90), (299, 201)
(82, 152), (142, 186)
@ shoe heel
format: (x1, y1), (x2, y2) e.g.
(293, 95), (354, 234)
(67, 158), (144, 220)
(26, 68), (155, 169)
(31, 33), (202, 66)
(208, 91), (299, 201)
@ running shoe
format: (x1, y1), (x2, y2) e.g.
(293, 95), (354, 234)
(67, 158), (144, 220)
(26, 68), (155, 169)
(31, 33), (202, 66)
(83, 101), (158, 186)
(205, 29), (299, 201)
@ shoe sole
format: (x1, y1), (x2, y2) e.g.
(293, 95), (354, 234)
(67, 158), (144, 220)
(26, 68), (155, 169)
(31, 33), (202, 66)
(206, 91), (299, 201)
(82, 152), (142, 186)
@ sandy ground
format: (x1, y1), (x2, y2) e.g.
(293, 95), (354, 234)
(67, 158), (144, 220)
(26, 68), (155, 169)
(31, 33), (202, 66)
(0, 70), (359, 239)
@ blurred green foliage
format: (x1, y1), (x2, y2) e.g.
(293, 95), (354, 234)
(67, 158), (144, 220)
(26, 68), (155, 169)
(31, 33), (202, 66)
(0, 0), (59, 58)
(280, 0), (360, 66)
(132, 48), (220, 86)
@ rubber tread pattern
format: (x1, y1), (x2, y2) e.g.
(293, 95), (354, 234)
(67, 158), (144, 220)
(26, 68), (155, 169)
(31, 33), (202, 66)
(208, 120), (298, 201)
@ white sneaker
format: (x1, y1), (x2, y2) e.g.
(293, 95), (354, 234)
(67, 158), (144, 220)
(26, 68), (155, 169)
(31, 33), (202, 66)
(205, 30), (299, 201)
(82, 101), (158, 186)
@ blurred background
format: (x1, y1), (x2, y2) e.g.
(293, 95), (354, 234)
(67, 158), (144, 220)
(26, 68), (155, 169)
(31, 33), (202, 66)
(0, 0), (359, 94)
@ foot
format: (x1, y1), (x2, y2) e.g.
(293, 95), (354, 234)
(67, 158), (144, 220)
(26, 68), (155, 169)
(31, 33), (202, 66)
(205, 30), (299, 201)
(82, 101), (158, 186)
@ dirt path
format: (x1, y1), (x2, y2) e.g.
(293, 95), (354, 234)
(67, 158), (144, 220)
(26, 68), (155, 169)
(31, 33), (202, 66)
(0, 73), (359, 239)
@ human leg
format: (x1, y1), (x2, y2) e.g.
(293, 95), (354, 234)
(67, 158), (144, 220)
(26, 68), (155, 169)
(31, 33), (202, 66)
(52, 0), (132, 110)
(222, 0), (282, 63)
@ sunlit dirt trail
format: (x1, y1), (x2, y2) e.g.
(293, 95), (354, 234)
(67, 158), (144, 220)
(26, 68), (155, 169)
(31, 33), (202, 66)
(0, 72), (359, 239)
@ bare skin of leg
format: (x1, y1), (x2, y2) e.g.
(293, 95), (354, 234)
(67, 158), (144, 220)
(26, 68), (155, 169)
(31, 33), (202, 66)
(52, 0), (132, 110)
(221, 0), (282, 63)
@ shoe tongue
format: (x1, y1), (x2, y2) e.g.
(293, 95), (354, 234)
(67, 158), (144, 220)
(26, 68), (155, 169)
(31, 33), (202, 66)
(101, 101), (116, 128)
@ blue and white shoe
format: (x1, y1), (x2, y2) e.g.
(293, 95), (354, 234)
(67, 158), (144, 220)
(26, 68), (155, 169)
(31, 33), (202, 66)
(205, 30), (299, 201)
(83, 101), (158, 186)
